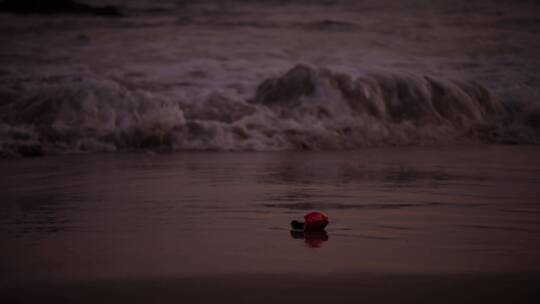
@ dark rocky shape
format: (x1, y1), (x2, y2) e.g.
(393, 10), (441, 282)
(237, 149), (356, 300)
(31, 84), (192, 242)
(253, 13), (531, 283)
(290, 220), (305, 230)
(0, 0), (123, 17)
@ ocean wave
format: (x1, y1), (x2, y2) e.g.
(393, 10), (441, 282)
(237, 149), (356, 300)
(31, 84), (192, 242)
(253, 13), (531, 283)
(0, 65), (538, 156)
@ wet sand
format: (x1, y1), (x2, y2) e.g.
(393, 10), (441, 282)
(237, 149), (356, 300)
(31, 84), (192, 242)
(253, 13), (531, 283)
(3, 273), (539, 304)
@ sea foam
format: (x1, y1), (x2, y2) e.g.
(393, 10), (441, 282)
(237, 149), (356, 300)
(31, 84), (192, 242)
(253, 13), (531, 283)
(0, 65), (538, 156)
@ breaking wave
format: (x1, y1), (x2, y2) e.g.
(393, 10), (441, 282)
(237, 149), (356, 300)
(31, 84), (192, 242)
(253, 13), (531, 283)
(1, 65), (539, 156)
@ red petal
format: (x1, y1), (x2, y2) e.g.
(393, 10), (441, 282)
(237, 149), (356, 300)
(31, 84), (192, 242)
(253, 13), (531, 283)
(303, 212), (328, 230)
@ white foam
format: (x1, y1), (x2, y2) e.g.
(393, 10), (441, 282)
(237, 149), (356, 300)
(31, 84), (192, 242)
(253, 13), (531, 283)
(1, 65), (537, 156)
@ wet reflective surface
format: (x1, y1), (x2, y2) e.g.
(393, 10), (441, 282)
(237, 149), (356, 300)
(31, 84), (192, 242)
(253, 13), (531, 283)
(1, 146), (540, 284)
(290, 230), (329, 248)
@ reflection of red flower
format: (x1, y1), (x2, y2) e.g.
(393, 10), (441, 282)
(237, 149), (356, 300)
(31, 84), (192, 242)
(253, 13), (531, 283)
(304, 230), (329, 248)
(304, 212), (328, 231)
(290, 230), (329, 248)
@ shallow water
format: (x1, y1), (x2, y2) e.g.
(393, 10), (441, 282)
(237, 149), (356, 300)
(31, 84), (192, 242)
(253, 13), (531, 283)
(1, 146), (539, 284)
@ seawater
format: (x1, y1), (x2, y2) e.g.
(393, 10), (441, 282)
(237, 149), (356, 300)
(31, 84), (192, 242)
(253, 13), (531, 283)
(1, 0), (540, 155)
(1, 146), (539, 284)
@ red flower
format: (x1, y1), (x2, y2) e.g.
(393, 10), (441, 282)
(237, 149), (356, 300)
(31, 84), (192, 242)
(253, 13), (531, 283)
(303, 212), (328, 231)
